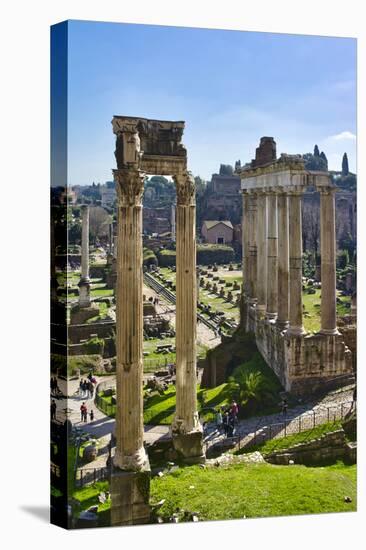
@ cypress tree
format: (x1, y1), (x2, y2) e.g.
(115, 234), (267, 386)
(342, 153), (349, 176)
(320, 151), (328, 169)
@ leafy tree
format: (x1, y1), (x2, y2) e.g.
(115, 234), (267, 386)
(303, 152), (327, 172)
(337, 250), (349, 270)
(338, 230), (355, 262)
(89, 206), (113, 244)
(320, 151), (328, 169)
(342, 153), (349, 176)
(219, 164), (233, 176)
(228, 368), (270, 414)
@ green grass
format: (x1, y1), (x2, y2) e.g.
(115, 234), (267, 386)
(303, 290), (351, 333)
(143, 337), (207, 373)
(96, 351), (282, 424)
(199, 290), (240, 320)
(302, 289), (322, 332)
(150, 461), (356, 520)
(86, 301), (110, 323)
(90, 284), (114, 297)
(235, 421), (343, 456)
(98, 383), (233, 424)
(72, 481), (111, 522)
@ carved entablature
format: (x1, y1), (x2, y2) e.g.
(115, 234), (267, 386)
(174, 172), (195, 206)
(113, 168), (145, 207)
(112, 115), (188, 176)
(238, 138), (334, 194)
(112, 116), (187, 171)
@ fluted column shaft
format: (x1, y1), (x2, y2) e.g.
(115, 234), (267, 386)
(256, 192), (267, 315)
(248, 192), (258, 303)
(288, 191), (305, 336)
(78, 205), (91, 307)
(320, 187), (338, 334)
(277, 193), (289, 328)
(174, 173), (200, 435)
(113, 168), (147, 471)
(242, 192), (250, 296)
(266, 192), (278, 319)
(81, 205), (90, 281)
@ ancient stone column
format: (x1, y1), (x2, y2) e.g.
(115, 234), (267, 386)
(266, 191), (278, 320)
(256, 191), (267, 317)
(277, 192), (289, 329)
(171, 202), (176, 242)
(172, 171), (204, 462)
(78, 205), (91, 307)
(113, 168), (148, 471)
(319, 186), (338, 335)
(109, 222), (113, 254)
(242, 192), (250, 296)
(287, 190), (305, 336)
(248, 192), (258, 304)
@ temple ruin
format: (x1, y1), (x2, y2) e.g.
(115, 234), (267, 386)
(237, 137), (353, 395)
(110, 116), (204, 526)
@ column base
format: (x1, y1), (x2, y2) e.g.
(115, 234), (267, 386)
(265, 312), (277, 323)
(286, 325), (306, 337)
(318, 328), (340, 336)
(171, 422), (205, 464)
(78, 280), (91, 308)
(256, 305), (266, 320)
(110, 466), (151, 527)
(113, 446), (149, 472)
(276, 320), (289, 331)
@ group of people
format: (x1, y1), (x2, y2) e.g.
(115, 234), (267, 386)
(80, 402), (94, 423)
(79, 372), (96, 399)
(215, 401), (239, 437)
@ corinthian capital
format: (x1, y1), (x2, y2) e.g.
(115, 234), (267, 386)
(113, 168), (145, 207)
(174, 171), (195, 206)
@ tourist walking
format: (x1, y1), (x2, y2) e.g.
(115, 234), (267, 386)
(227, 414), (235, 437)
(230, 400), (239, 422)
(223, 411), (229, 436)
(89, 410), (94, 422)
(51, 399), (57, 421)
(281, 398), (288, 416)
(80, 402), (87, 422)
(216, 408), (223, 433)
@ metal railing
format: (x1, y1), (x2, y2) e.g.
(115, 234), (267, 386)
(75, 465), (110, 488)
(204, 400), (355, 454)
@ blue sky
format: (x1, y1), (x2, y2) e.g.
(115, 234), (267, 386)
(65, 20), (356, 185)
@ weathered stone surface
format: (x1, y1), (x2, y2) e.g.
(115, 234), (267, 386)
(265, 429), (350, 466)
(172, 430), (205, 464)
(237, 140), (353, 395)
(110, 468), (151, 526)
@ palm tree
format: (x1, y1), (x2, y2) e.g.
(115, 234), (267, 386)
(228, 368), (269, 414)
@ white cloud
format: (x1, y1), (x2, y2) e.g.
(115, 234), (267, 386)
(329, 131), (356, 141)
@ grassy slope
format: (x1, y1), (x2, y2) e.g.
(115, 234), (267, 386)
(235, 421), (343, 456)
(97, 351), (282, 424)
(150, 462), (356, 520)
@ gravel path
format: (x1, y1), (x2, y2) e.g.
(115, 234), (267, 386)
(203, 385), (355, 452)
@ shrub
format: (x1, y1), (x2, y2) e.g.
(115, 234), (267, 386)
(197, 244), (235, 265)
(337, 249), (349, 270)
(83, 337), (105, 355)
(157, 249), (176, 266)
(143, 247), (158, 267)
